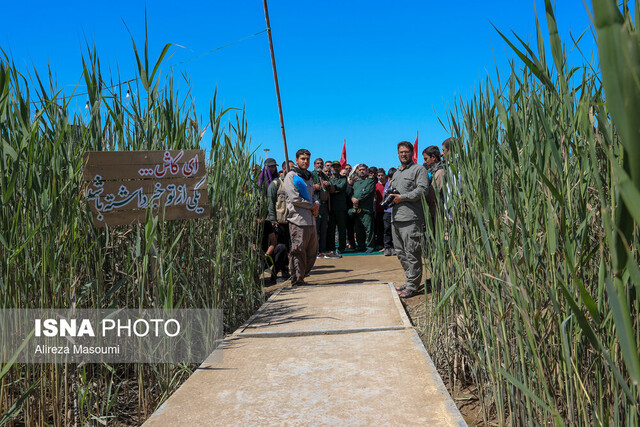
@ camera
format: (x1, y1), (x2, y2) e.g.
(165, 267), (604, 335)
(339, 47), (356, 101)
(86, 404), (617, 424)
(381, 187), (399, 209)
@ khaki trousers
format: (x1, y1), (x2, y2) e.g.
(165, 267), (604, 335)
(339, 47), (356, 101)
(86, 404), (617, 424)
(392, 220), (423, 291)
(289, 223), (318, 285)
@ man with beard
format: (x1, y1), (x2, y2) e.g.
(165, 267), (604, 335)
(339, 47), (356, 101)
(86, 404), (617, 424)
(389, 141), (429, 298)
(284, 149), (320, 286)
(311, 158), (333, 257)
(422, 145), (445, 226)
(351, 163), (376, 253)
(327, 160), (348, 256)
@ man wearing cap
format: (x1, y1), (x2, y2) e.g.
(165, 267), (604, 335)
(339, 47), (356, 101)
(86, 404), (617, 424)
(267, 158), (282, 224)
(266, 158), (291, 281)
(327, 160), (348, 255)
(258, 158), (278, 190)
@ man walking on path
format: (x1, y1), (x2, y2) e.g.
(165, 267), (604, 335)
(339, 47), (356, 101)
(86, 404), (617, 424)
(327, 161), (348, 255)
(351, 164), (376, 253)
(388, 141), (429, 298)
(284, 149), (320, 286)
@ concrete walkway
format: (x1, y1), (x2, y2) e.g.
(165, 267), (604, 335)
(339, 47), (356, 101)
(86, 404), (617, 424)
(144, 276), (465, 426)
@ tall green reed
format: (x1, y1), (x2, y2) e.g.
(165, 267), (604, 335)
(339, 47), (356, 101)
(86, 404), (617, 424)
(0, 28), (265, 424)
(423, 1), (639, 424)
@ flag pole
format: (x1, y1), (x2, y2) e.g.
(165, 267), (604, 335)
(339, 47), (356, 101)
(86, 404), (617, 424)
(263, 0), (290, 173)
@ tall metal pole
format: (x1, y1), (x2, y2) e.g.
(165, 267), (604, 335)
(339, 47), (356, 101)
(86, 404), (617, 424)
(263, 0), (290, 173)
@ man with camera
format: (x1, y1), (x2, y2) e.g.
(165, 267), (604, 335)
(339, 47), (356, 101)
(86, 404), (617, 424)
(387, 141), (429, 298)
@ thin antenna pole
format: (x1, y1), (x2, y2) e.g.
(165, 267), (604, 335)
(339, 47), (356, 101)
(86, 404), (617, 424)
(263, 0), (290, 173)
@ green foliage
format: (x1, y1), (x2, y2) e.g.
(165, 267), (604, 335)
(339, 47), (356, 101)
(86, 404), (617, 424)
(423, 1), (640, 424)
(0, 34), (264, 423)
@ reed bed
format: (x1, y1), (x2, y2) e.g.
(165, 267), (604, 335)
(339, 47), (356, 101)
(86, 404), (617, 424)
(0, 33), (265, 424)
(423, 1), (640, 425)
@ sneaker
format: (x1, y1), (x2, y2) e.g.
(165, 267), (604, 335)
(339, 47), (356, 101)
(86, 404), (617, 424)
(317, 253), (325, 259)
(324, 251), (341, 259)
(364, 248), (374, 254)
(384, 248), (391, 256)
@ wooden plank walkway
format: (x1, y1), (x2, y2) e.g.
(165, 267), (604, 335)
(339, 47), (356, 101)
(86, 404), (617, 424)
(144, 278), (465, 426)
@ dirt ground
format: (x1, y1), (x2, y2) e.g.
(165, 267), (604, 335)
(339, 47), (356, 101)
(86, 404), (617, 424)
(264, 251), (483, 425)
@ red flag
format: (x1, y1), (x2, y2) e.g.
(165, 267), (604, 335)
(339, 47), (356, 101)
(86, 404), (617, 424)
(412, 130), (419, 164)
(340, 139), (347, 170)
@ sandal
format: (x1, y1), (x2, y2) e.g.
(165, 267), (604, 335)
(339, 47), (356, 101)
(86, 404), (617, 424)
(395, 284), (407, 292)
(398, 288), (421, 298)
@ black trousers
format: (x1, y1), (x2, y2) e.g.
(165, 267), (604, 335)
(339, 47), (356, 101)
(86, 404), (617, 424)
(316, 203), (330, 252)
(327, 209), (347, 252)
(275, 223), (291, 250)
(346, 216), (356, 248)
(266, 243), (289, 276)
(383, 212), (394, 249)
(374, 211), (385, 248)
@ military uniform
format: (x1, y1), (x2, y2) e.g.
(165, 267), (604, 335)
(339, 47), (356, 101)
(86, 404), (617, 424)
(352, 177), (376, 251)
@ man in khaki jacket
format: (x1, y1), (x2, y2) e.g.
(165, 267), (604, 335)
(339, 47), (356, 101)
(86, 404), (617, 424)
(283, 149), (319, 286)
(388, 141), (430, 298)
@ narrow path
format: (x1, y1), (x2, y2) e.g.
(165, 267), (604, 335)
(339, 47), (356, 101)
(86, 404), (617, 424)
(144, 254), (465, 426)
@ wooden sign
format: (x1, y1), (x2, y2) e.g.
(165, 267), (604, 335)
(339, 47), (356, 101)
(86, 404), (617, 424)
(82, 150), (210, 227)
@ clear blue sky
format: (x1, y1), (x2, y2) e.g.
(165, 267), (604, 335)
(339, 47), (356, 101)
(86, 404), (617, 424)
(1, 1), (595, 170)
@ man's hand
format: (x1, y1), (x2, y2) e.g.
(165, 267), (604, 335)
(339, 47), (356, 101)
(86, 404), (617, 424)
(322, 180), (331, 187)
(313, 183), (322, 191)
(311, 202), (320, 217)
(351, 197), (359, 207)
(390, 194), (402, 204)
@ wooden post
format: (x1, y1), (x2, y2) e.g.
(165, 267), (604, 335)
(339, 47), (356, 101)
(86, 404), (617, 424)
(263, 0), (290, 173)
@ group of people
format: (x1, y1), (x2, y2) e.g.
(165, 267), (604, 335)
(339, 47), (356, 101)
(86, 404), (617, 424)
(258, 137), (452, 299)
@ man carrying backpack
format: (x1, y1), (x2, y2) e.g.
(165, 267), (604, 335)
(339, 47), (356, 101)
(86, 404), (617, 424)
(267, 160), (291, 281)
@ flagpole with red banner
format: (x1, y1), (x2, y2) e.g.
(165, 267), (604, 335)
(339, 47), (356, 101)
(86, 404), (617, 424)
(340, 139), (347, 170)
(412, 130), (419, 164)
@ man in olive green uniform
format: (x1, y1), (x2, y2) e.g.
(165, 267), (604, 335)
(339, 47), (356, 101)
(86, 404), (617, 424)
(351, 164), (376, 253)
(388, 141), (430, 298)
(327, 161), (348, 254)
